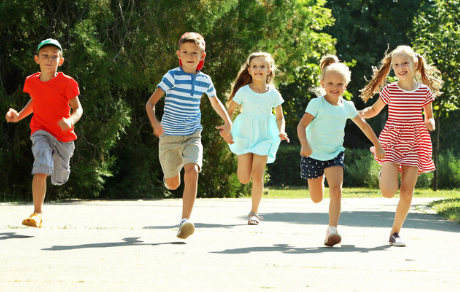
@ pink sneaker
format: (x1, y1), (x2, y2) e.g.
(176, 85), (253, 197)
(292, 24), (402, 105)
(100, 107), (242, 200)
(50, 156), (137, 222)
(324, 226), (341, 247)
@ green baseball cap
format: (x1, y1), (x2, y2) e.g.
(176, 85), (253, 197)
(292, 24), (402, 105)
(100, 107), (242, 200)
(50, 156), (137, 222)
(37, 38), (62, 53)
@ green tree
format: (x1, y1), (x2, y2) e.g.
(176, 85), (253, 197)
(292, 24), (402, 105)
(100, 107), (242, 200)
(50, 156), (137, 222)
(1, 0), (336, 200)
(410, 0), (460, 190)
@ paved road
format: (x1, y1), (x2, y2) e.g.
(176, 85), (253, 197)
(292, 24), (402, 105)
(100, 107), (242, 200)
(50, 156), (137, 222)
(1, 197), (459, 291)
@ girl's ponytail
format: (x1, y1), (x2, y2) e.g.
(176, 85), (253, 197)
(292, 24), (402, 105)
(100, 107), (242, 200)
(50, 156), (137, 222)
(416, 54), (443, 97)
(360, 53), (392, 103)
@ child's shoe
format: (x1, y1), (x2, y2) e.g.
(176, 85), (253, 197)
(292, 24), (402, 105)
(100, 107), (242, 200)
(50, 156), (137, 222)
(177, 219), (195, 239)
(324, 226), (341, 246)
(389, 232), (406, 247)
(22, 213), (42, 228)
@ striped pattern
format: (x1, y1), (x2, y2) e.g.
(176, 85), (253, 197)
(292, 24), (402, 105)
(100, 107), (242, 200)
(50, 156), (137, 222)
(374, 83), (435, 173)
(158, 67), (216, 136)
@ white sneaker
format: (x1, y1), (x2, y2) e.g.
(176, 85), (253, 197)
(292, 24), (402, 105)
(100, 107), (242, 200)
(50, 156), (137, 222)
(389, 232), (406, 247)
(177, 219), (195, 239)
(324, 226), (342, 247)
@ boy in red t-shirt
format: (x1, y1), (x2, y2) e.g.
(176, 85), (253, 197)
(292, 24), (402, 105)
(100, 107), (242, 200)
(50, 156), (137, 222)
(5, 39), (83, 228)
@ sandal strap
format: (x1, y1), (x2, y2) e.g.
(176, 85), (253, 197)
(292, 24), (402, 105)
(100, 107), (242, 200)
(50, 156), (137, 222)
(248, 212), (263, 221)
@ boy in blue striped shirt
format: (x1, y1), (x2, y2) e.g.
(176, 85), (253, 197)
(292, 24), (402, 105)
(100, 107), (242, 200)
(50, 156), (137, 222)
(146, 32), (232, 239)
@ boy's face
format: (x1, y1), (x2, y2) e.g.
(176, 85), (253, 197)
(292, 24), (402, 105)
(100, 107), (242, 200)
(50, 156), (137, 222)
(34, 45), (64, 75)
(176, 41), (205, 73)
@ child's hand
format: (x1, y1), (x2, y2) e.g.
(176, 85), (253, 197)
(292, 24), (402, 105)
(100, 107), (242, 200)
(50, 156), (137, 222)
(5, 108), (19, 123)
(220, 131), (234, 144)
(374, 145), (386, 160)
(279, 132), (290, 143)
(425, 118), (435, 132)
(58, 118), (73, 132)
(216, 123), (231, 138)
(300, 145), (312, 157)
(153, 124), (164, 137)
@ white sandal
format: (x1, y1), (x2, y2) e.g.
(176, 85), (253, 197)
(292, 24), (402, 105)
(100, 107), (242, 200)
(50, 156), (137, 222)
(248, 212), (262, 225)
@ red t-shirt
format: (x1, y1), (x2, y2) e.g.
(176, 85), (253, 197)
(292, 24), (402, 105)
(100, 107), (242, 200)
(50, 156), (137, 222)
(23, 72), (80, 142)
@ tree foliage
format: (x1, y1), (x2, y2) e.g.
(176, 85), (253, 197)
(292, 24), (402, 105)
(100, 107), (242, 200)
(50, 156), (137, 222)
(0, 0), (335, 200)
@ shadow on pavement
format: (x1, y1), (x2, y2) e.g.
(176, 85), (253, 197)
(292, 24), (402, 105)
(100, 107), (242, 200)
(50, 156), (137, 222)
(263, 211), (460, 232)
(143, 223), (246, 230)
(42, 237), (185, 251)
(0, 232), (34, 240)
(212, 243), (392, 254)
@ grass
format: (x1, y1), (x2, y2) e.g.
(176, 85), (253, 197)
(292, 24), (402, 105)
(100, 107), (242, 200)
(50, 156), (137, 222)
(258, 187), (460, 223)
(261, 186), (460, 199)
(428, 198), (460, 223)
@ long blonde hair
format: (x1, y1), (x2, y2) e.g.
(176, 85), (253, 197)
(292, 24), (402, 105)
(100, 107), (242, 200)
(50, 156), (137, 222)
(310, 55), (351, 97)
(360, 45), (443, 102)
(227, 52), (276, 105)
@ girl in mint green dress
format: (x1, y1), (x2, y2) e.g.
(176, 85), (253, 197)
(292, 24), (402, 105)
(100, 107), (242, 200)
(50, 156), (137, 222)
(221, 52), (289, 225)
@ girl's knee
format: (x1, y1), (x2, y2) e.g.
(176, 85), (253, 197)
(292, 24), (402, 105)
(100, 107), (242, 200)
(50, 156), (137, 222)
(237, 173), (251, 184)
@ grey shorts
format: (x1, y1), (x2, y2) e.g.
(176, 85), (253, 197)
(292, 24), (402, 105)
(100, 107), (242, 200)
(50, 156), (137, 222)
(159, 130), (203, 178)
(31, 130), (75, 185)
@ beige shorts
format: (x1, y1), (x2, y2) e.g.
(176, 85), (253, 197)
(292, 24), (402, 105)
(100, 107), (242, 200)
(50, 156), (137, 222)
(159, 130), (203, 178)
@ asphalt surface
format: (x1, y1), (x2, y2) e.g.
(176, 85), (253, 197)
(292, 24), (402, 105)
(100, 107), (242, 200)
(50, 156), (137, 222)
(1, 197), (459, 291)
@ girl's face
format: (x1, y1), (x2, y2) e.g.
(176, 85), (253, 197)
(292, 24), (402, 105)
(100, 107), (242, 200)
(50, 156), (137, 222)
(321, 71), (347, 99)
(248, 57), (271, 83)
(392, 52), (417, 81)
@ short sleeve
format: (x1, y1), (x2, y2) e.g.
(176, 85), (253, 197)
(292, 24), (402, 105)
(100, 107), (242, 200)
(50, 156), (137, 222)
(345, 100), (359, 119)
(379, 85), (391, 104)
(423, 87), (435, 106)
(205, 76), (217, 98)
(271, 87), (284, 107)
(305, 98), (320, 117)
(65, 77), (80, 100)
(232, 88), (244, 105)
(157, 71), (175, 93)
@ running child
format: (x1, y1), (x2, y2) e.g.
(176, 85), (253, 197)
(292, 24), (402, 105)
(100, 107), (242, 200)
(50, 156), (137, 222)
(5, 38), (83, 228)
(359, 45), (443, 246)
(297, 55), (384, 246)
(145, 32), (232, 239)
(223, 52), (289, 225)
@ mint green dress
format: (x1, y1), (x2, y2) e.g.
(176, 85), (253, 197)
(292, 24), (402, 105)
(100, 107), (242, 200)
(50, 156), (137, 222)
(229, 85), (284, 163)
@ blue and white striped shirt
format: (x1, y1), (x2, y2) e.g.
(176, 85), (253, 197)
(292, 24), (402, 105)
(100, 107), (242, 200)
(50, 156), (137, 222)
(158, 67), (217, 136)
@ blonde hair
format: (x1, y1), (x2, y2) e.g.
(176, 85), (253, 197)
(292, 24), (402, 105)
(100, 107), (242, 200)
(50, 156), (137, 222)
(360, 45), (444, 102)
(227, 52), (276, 105)
(311, 55), (351, 97)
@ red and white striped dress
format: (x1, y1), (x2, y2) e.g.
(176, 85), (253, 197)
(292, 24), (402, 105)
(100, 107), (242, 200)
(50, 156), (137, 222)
(373, 82), (435, 173)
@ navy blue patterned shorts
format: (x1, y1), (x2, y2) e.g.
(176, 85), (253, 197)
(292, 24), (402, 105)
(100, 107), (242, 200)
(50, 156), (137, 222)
(300, 152), (345, 179)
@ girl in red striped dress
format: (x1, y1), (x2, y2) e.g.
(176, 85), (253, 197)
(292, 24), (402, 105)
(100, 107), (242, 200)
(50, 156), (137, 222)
(359, 45), (443, 247)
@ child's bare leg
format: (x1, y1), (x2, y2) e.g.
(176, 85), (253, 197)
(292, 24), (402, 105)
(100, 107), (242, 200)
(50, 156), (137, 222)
(237, 153), (253, 184)
(379, 162), (400, 198)
(32, 173), (47, 214)
(249, 155), (268, 214)
(324, 166), (344, 227)
(307, 176), (325, 203)
(391, 165), (418, 235)
(181, 163), (199, 220)
(164, 175), (180, 190)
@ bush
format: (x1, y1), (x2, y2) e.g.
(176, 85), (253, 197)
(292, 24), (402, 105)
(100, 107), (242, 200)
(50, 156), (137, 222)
(437, 149), (460, 189)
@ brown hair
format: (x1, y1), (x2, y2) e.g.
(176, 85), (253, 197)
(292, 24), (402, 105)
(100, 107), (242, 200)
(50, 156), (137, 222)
(178, 32), (205, 52)
(227, 52), (276, 105)
(360, 45), (443, 102)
